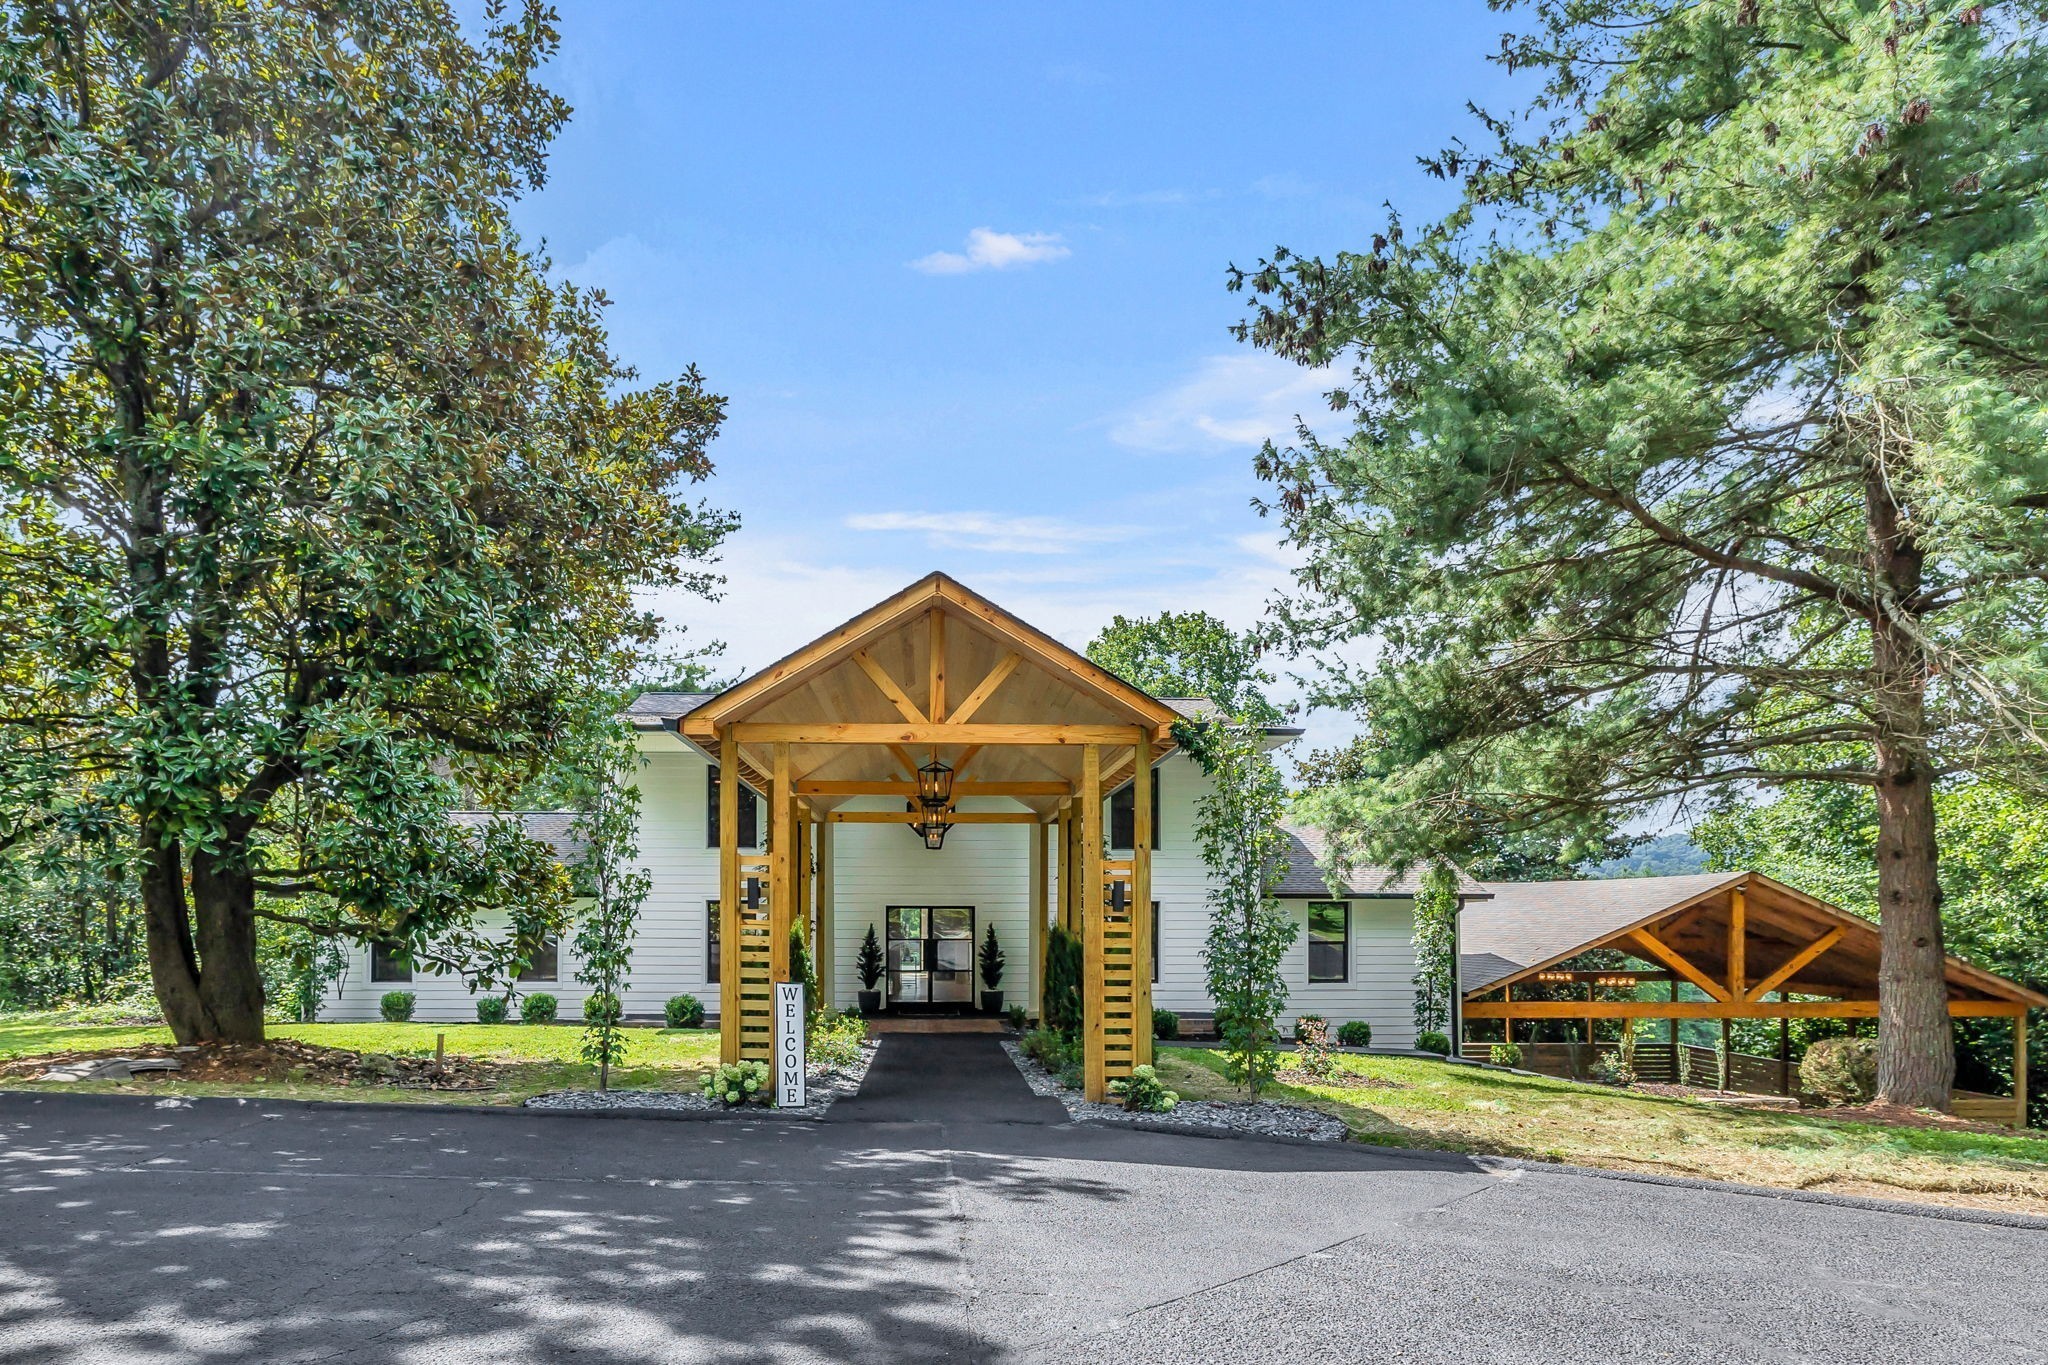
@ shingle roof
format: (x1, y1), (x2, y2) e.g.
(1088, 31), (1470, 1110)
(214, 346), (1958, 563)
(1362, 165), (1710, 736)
(625, 691), (715, 724)
(1271, 823), (1486, 898)
(449, 810), (587, 864)
(1459, 872), (1747, 992)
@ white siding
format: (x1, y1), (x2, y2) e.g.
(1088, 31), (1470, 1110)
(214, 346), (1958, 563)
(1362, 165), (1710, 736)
(322, 745), (1420, 1039)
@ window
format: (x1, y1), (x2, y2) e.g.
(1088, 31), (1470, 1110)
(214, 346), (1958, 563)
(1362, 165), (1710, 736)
(706, 765), (760, 849)
(370, 942), (412, 983)
(1151, 903), (1160, 982)
(517, 938), (558, 982)
(1109, 780), (1161, 851)
(1307, 901), (1349, 983)
(705, 899), (721, 983)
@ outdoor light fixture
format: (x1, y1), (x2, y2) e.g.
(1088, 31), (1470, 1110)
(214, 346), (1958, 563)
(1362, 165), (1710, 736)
(916, 753), (955, 810)
(744, 877), (763, 910)
(916, 811), (952, 850)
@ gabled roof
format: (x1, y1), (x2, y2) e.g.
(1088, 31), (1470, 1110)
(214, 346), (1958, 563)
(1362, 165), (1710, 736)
(1272, 823), (1490, 899)
(449, 810), (587, 864)
(1460, 872), (2047, 1006)
(625, 691), (714, 727)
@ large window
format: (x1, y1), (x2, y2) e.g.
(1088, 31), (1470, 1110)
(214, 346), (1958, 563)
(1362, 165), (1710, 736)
(517, 938), (558, 982)
(1307, 901), (1350, 983)
(706, 765), (761, 849)
(705, 899), (720, 983)
(370, 942), (412, 983)
(1109, 780), (1161, 851)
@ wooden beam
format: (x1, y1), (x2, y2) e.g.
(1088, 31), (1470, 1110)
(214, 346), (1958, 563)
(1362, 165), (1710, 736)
(928, 608), (947, 722)
(1628, 928), (1733, 1003)
(796, 779), (1069, 797)
(719, 728), (741, 1065)
(1464, 998), (2029, 1020)
(770, 744), (793, 985)
(1741, 927), (1845, 1002)
(886, 744), (919, 780)
(948, 651), (1021, 724)
(817, 820), (835, 1006)
(950, 745), (984, 780)
(1030, 818), (1048, 1024)
(732, 722), (1144, 746)
(1728, 885), (1746, 1000)
(1132, 728), (1153, 1069)
(2017, 1012), (2030, 1130)
(825, 810), (1041, 825)
(851, 648), (927, 724)
(1081, 743), (1106, 1101)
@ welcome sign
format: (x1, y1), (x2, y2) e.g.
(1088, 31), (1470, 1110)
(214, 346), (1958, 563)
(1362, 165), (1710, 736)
(774, 980), (806, 1108)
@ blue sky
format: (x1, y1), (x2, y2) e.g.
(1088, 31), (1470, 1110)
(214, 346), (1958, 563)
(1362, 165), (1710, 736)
(509, 2), (1520, 714)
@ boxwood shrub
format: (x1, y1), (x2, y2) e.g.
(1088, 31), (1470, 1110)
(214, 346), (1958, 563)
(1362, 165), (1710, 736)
(1415, 1030), (1452, 1056)
(379, 991), (415, 1023)
(475, 996), (509, 1025)
(520, 992), (558, 1025)
(1337, 1020), (1372, 1047)
(664, 994), (705, 1029)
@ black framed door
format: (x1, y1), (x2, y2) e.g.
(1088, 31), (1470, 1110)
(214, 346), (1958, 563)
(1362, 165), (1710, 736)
(886, 906), (975, 1005)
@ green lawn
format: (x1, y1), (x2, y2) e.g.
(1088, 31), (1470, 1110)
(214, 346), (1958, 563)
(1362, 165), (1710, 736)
(1159, 1047), (2048, 1215)
(0, 1014), (722, 1106)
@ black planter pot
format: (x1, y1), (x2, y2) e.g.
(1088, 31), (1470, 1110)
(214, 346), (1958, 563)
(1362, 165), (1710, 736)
(856, 989), (881, 1015)
(980, 991), (1003, 1015)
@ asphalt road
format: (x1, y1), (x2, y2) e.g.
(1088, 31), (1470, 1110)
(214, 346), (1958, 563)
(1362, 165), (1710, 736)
(2, 1035), (2043, 1365)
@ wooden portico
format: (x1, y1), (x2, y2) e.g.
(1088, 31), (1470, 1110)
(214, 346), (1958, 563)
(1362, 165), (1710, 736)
(1462, 872), (2044, 1126)
(676, 573), (1184, 1101)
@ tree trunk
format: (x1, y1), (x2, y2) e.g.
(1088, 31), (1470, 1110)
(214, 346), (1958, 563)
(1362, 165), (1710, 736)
(140, 826), (211, 1042)
(141, 821), (269, 1045)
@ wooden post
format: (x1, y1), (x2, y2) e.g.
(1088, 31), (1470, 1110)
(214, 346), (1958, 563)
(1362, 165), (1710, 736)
(817, 819), (835, 1008)
(1030, 818), (1048, 1023)
(1728, 885), (1746, 1001)
(769, 743), (793, 986)
(2017, 1012), (2030, 1130)
(718, 729), (742, 1063)
(1081, 744), (1107, 1101)
(1718, 1016), (1732, 1092)
(1778, 1011), (1791, 1096)
(1132, 730), (1153, 1068)
(1058, 806), (1076, 933)
(1503, 983), (1513, 1046)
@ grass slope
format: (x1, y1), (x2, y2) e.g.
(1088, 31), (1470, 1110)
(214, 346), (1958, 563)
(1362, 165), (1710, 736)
(1160, 1047), (2048, 1216)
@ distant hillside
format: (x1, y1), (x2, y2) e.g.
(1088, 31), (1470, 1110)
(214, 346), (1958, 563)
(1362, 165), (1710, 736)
(1590, 832), (1707, 878)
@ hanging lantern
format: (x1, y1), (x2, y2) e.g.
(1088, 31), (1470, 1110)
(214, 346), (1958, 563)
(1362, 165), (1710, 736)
(916, 811), (952, 850)
(916, 754), (955, 810)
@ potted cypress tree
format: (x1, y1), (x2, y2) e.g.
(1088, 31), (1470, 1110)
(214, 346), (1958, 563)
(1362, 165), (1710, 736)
(855, 923), (884, 1015)
(978, 924), (1005, 1015)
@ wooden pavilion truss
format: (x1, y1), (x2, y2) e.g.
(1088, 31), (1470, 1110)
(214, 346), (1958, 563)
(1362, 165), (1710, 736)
(677, 573), (1179, 1100)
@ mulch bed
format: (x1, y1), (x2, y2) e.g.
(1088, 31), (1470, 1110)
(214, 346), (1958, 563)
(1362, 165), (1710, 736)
(1, 1038), (506, 1092)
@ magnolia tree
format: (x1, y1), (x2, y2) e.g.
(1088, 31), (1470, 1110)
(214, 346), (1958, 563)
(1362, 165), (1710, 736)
(1183, 718), (1297, 1096)
(1235, 1), (2048, 1110)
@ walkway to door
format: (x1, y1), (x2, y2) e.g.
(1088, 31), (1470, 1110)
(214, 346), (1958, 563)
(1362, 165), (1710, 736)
(828, 1033), (1068, 1125)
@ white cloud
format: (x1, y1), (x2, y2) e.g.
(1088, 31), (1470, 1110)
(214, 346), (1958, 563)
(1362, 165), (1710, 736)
(1110, 353), (1344, 453)
(845, 511), (1137, 555)
(909, 228), (1071, 276)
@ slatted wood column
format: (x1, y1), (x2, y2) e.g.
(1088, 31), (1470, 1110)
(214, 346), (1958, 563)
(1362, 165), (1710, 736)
(1131, 730), (1154, 1069)
(722, 729), (776, 1064)
(1080, 745), (1143, 1100)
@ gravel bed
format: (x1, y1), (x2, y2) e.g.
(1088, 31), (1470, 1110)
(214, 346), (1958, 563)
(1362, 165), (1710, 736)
(524, 1042), (877, 1119)
(1001, 1040), (1350, 1143)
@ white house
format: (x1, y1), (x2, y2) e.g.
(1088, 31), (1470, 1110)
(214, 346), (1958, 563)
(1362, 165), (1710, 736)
(323, 574), (1479, 1092)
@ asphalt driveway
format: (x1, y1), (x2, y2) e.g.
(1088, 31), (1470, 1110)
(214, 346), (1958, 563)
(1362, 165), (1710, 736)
(1, 1036), (2042, 1364)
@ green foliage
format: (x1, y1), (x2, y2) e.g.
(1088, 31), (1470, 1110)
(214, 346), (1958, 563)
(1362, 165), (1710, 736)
(1590, 1054), (1637, 1088)
(1085, 612), (1282, 725)
(1043, 924), (1083, 1037)
(1152, 1008), (1180, 1040)
(1109, 1064), (1179, 1114)
(979, 924), (1005, 991)
(0, 0), (733, 1045)
(1338, 1020), (1372, 1048)
(808, 1010), (868, 1070)
(1183, 717), (1297, 1096)
(379, 992), (416, 1024)
(475, 996), (509, 1026)
(664, 995), (705, 1030)
(520, 993), (558, 1025)
(1022, 1026), (1083, 1088)
(1235, 0), (2048, 1111)
(582, 992), (622, 1027)
(1005, 1004), (1027, 1030)
(1802, 1036), (1880, 1107)
(701, 1060), (771, 1107)
(1292, 1016), (1337, 1080)
(1489, 1042), (1522, 1068)
(571, 733), (648, 1089)
(1414, 1031), (1451, 1057)
(1411, 865), (1460, 1036)
(855, 925), (885, 992)
(789, 928), (822, 1030)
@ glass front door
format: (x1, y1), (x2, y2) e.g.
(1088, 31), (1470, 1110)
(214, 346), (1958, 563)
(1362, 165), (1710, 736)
(887, 906), (975, 1005)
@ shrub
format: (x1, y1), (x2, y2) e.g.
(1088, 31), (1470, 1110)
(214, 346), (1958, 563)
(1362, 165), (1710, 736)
(664, 994), (705, 1029)
(856, 924), (885, 991)
(1489, 1041), (1523, 1068)
(475, 996), (509, 1025)
(1801, 1035), (1879, 1105)
(979, 924), (1005, 991)
(520, 992), (558, 1025)
(1337, 1020), (1372, 1048)
(1591, 1054), (1637, 1087)
(1110, 1064), (1179, 1113)
(701, 1060), (771, 1106)
(790, 928), (821, 1027)
(1005, 1004), (1027, 1029)
(809, 1009), (868, 1069)
(1043, 925), (1083, 1036)
(1021, 1026), (1072, 1070)
(379, 991), (415, 1023)
(1152, 1008), (1180, 1040)
(583, 992), (622, 1026)
(1293, 1015), (1337, 1079)
(1415, 1030), (1451, 1056)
